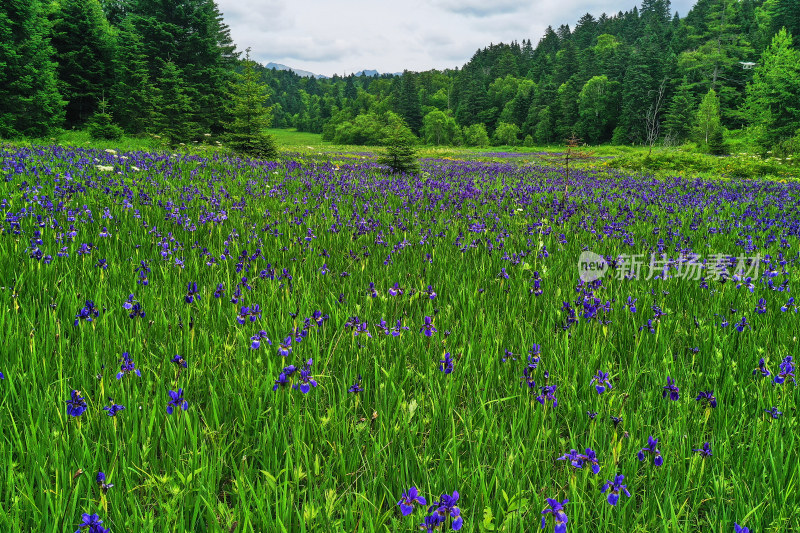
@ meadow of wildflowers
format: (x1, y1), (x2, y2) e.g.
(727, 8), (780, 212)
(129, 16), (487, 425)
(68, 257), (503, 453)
(0, 145), (797, 531)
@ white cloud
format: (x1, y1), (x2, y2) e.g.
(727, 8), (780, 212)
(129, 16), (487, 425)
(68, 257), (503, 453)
(216, 0), (699, 76)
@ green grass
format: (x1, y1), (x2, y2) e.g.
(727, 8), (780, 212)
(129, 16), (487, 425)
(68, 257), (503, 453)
(0, 142), (798, 532)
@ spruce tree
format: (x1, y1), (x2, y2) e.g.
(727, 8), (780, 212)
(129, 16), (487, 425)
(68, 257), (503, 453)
(129, 0), (238, 133)
(87, 99), (123, 140)
(744, 28), (800, 150)
(151, 61), (199, 146)
(50, 0), (115, 128)
(379, 117), (420, 174)
(663, 78), (695, 142)
(397, 71), (423, 135)
(226, 51), (278, 159)
(110, 18), (155, 134)
(0, 0), (64, 137)
(771, 0), (800, 46)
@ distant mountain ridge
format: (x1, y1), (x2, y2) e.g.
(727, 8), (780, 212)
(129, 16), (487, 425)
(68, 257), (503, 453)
(264, 62), (328, 79)
(264, 63), (399, 79)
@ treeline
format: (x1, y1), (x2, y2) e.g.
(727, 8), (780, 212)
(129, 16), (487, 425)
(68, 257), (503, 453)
(1, 0), (799, 156)
(260, 0), (800, 154)
(0, 0), (241, 146)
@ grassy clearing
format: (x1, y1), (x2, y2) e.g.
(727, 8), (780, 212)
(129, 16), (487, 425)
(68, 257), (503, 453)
(0, 143), (797, 532)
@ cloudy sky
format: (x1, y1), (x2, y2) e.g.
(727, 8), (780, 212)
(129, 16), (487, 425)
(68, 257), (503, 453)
(216, 0), (697, 76)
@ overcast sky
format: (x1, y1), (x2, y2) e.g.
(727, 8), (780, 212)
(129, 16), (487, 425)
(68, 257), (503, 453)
(216, 0), (698, 76)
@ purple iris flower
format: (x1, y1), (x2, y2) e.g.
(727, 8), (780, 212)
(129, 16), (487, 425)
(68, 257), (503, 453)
(312, 310), (329, 327)
(557, 449), (584, 470)
(590, 370), (612, 394)
(420, 514), (445, 532)
(582, 448), (601, 474)
(695, 390), (717, 408)
(272, 372), (291, 391)
(637, 436), (663, 466)
(693, 442), (713, 458)
(166, 389), (189, 414)
(74, 300), (100, 327)
(764, 407), (782, 419)
(600, 474), (631, 506)
(348, 375), (364, 393)
(587, 411), (597, 420)
(250, 330), (271, 350)
(388, 283), (403, 296)
(397, 486), (427, 515)
(439, 352), (454, 374)
(96, 471), (113, 494)
(66, 390), (88, 417)
(774, 356), (795, 385)
(755, 298), (766, 314)
(536, 384), (558, 407)
(734, 524), (750, 533)
(293, 359), (317, 394)
(753, 358), (771, 377)
(74, 513), (109, 533)
(184, 282), (200, 303)
(662, 377), (680, 401)
(427, 491), (463, 531)
(171, 354), (187, 368)
(277, 337), (292, 357)
(0, 371), (4, 380)
(420, 316), (437, 337)
(103, 399), (125, 417)
(116, 352), (141, 379)
(540, 497), (568, 533)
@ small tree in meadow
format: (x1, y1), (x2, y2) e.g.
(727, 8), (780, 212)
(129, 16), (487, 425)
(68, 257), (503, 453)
(226, 49), (278, 159)
(379, 117), (419, 174)
(86, 98), (123, 140)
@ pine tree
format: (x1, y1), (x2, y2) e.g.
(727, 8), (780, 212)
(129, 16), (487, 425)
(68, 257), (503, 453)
(379, 118), (420, 174)
(771, 0), (800, 45)
(396, 71), (423, 134)
(129, 0), (238, 133)
(110, 18), (155, 134)
(744, 28), (800, 150)
(86, 99), (123, 140)
(151, 61), (199, 146)
(226, 51), (278, 159)
(50, 0), (115, 128)
(663, 78), (695, 142)
(0, 0), (64, 137)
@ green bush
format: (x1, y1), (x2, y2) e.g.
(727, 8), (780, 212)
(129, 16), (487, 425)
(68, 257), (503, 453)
(606, 150), (798, 178)
(86, 101), (123, 141)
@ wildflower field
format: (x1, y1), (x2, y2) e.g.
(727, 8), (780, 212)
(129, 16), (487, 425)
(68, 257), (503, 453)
(0, 145), (798, 532)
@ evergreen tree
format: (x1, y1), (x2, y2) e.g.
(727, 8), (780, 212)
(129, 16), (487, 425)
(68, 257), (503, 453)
(226, 51), (278, 159)
(744, 28), (800, 150)
(129, 0), (238, 133)
(0, 0), (64, 137)
(396, 71), (423, 134)
(110, 18), (155, 134)
(379, 118), (419, 174)
(663, 78), (695, 142)
(771, 0), (800, 45)
(50, 0), (115, 128)
(86, 99), (123, 140)
(151, 61), (199, 146)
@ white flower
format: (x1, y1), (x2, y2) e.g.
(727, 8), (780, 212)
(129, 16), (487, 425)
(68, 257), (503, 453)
(96, 165), (114, 172)
(105, 149), (117, 155)
(131, 166), (140, 172)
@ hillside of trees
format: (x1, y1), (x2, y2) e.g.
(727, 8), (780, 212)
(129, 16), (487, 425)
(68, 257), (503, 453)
(1, 0), (799, 156)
